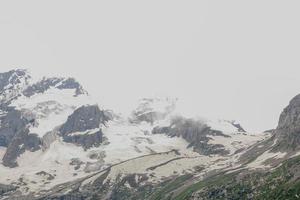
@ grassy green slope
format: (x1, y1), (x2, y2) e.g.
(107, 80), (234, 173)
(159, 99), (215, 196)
(171, 155), (300, 200)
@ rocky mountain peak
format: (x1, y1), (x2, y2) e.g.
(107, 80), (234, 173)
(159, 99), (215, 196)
(0, 69), (102, 168)
(277, 94), (300, 130)
(273, 94), (300, 151)
(131, 97), (177, 124)
(0, 69), (30, 89)
(22, 76), (87, 97)
(0, 69), (281, 199)
(0, 69), (31, 104)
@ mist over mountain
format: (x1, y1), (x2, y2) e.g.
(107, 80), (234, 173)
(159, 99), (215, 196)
(0, 69), (299, 199)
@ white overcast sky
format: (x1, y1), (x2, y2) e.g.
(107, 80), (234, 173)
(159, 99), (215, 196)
(0, 1), (300, 132)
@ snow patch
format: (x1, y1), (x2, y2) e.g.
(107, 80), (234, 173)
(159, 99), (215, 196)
(69, 128), (100, 136)
(247, 150), (287, 169)
(208, 132), (269, 155)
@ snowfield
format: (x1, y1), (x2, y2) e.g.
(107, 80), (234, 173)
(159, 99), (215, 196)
(0, 115), (272, 194)
(11, 88), (95, 137)
(208, 132), (270, 155)
(0, 70), (277, 197)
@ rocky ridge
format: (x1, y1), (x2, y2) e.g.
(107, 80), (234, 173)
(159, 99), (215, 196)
(1, 69), (299, 199)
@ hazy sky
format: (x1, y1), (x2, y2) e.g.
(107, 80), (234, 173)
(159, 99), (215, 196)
(0, 1), (300, 132)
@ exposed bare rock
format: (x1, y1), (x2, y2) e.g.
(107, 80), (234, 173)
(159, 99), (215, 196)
(0, 69), (30, 104)
(59, 105), (109, 149)
(131, 97), (176, 124)
(23, 77), (86, 97)
(152, 116), (230, 155)
(273, 94), (300, 151)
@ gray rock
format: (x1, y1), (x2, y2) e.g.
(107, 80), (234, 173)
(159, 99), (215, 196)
(0, 69), (28, 92)
(131, 98), (176, 124)
(152, 116), (230, 155)
(0, 69), (30, 104)
(278, 94), (300, 129)
(229, 121), (246, 132)
(56, 78), (86, 96)
(0, 108), (28, 147)
(59, 105), (109, 149)
(23, 77), (86, 97)
(23, 77), (63, 97)
(60, 105), (108, 135)
(0, 70), (97, 168)
(41, 130), (58, 150)
(0, 107), (41, 167)
(273, 94), (300, 151)
(63, 131), (103, 150)
(2, 130), (41, 168)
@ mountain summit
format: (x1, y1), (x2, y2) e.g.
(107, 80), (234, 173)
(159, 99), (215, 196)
(273, 94), (300, 151)
(0, 69), (299, 199)
(0, 69), (103, 168)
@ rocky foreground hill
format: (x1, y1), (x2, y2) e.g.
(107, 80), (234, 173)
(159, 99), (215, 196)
(0, 69), (300, 199)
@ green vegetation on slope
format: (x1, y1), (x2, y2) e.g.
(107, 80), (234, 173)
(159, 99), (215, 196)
(172, 155), (300, 200)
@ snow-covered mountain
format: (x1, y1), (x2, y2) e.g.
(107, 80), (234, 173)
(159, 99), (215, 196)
(1, 69), (298, 200)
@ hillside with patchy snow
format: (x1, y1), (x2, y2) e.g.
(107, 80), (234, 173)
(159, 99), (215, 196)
(1, 69), (299, 200)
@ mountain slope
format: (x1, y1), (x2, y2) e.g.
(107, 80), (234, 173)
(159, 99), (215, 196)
(0, 69), (294, 200)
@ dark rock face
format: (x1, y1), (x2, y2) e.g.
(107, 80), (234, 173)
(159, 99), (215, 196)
(23, 77), (86, 97)
(60, 105), (107, 135)
(273, 94), (300, 151)
(59, 105), (109, 149)
(0, 69), (28, 92)
(0, 108), (27, 147)
(56, 78), (86, 96)
(277, 94), (300, 130)
(230, 121), (246, 132)
(63, 131), (103, 150)
(2, 130), (41, 168)
(0, 69), (30, 104)
(152, 116), (230, 155)
(0, 69), (90, 168)
(0, 70), (44, 167)
(0, 107), (41, 167)
(23, 134), (42, 151)
(23, 77), (63, 97)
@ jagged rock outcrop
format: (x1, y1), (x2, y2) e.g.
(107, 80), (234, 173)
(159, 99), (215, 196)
(0, 69), (91, 167)
(23, 77), (86, 97)
(229, 121), (246, 132)
(153, 116), (230, 155)
(277, 94), (300, 129)
(60, 105), (105, 134)
(59, 105), (109, 149)
(0, 69), (30, 104)
(0, 69), (27, 91)
(22, 77), (64, 97)
(2, 129), (41, 168)
(0, 108), (28, 147)
(63, 131), (103, 150)
(131, 97), (176, 124)
(0, 107), (41, 167)
(273, 94), (300, 151)
(56, 78), (86, 96)
(41, 130), (58, 150)
(0, 69), (279, 199)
